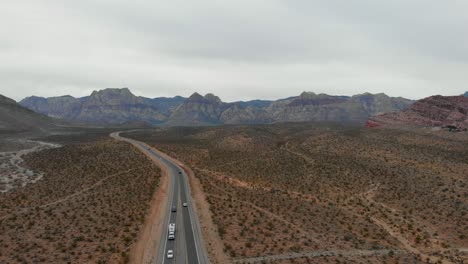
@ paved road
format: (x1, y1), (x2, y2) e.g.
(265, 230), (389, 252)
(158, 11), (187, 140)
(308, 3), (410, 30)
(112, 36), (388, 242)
(111, 132), (209, 264)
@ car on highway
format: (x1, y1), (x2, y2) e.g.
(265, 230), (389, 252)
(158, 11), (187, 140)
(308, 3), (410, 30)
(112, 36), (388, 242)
(183, 202), (188, 207)
(178, 171), (182, 174)
(167, 249), (174, 259)
(171, 206), (177, 212)
(168, 233), (175, 240)
(168, 223), (176, 235)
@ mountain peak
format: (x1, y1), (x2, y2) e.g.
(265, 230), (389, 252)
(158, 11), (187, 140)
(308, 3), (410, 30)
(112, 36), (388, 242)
(188, 92), (204, 101)
(91, 87), (133, 96)
(204, 93), (222, 103)
(87, 88), (138, 106)
(299, 91), (317, 98)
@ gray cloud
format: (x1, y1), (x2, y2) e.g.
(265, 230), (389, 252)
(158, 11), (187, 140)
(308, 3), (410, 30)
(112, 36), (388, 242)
(0, 0), (467, 102)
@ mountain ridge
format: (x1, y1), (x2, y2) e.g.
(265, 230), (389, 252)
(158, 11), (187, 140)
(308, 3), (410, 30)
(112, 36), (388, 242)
(20, 88), (414, 126)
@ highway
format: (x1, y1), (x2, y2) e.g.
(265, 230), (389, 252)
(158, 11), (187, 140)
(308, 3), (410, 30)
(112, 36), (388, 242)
(110, 132), (209, 264)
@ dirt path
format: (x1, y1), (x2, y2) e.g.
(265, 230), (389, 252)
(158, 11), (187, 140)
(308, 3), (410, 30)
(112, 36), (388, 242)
(0, 166), (151, 220)
(39, 168), (142, 209)
(284, 145), (458, 264)
(208, 192), (319, 244)
(358, 186), (456, 264)
(232, 249), (403, 263)
(0, 140), (60, 193)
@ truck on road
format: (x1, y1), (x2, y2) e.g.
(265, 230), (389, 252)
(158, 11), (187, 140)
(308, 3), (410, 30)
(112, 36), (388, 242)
(168, 223), (176, 240)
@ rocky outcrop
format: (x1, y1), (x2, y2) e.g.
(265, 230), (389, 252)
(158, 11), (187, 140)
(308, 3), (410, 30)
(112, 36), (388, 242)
(220, 103), (270, 124)
(19, 95), (86, 120)
(142, 96), (186, 115)
(166, 91), (412, 125)
(264, 92), (412, 124)
(368, 95), (468, 128)
(166, 93), (228, 126)
(75, 88), (167, 124)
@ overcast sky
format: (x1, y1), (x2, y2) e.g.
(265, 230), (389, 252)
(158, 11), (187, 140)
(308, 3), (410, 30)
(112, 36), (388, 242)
(1, 0), (467, 102)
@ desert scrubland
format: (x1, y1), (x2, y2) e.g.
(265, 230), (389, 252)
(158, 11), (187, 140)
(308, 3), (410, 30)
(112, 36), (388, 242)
(126, 124), (468, 264)
(0, 132), (161, 263)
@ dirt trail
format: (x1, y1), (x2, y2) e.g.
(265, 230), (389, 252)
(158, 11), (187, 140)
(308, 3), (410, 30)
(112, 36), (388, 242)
(285, 144), (457, 264)
(232, 249), (403, 263)
(360, 186), (455, 264)
(40, 168), (142, 208)
(208, 192), (319, 244)
(0, 140), (60, 193)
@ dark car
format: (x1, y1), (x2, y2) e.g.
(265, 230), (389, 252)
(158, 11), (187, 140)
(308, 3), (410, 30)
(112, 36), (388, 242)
(171, 206), (177, 212)
(178, 171), (182, 174)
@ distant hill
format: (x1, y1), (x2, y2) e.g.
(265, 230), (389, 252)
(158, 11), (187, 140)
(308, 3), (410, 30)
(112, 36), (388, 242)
(368, 95), (468, 128)
(0, 94), (57, 132)
(464, 91), (468, 97)
(20, 95), (88, 120)
(264, 92), (413, 124)
(20, 88), (414, 126)
(21, 88), (186, 125)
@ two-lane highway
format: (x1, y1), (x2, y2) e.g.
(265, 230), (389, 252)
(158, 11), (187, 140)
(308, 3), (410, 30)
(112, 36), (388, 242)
(110, 132), (209, 264)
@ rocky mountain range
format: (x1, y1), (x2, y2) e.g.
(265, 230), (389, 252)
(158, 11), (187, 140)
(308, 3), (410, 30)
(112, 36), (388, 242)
(367, 95), (468, 129)
(20, 88), (414, 126)
(0, 94), (58, 132)
(20, 88), (185, 125)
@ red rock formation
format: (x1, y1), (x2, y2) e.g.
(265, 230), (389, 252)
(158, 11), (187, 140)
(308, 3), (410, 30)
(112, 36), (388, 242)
(368, 95), (468, 128)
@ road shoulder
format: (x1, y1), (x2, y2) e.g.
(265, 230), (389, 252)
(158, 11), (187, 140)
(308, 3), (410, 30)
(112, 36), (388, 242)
(112, 134), (170, 264)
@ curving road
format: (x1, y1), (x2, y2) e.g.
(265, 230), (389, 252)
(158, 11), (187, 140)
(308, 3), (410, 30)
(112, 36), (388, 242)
(111, 132), (209, 264)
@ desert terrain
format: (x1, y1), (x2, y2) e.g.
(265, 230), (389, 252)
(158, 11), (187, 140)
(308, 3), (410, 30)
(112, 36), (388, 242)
(0, 131), (161, 263)
(125, 123), (468, 264)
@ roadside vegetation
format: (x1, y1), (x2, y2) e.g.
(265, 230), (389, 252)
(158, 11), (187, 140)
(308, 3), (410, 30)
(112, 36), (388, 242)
(0, 137), (161, 263)
(126, 124), (468, 263)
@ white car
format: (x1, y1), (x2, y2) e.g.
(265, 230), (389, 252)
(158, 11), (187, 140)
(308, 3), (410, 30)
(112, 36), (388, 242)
(183, 202), (188, 207)
(168, 233), (175, 240)
(167, 249), (174, 259)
